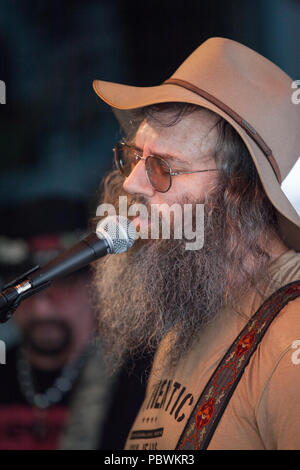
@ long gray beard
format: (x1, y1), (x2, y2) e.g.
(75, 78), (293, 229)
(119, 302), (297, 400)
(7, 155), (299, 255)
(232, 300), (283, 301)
(91, 200), (229, 375)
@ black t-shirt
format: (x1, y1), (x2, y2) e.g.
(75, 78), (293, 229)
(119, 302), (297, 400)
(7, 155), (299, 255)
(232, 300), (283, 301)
(0, 346), (75, 450)
(98, 354), (153, 450)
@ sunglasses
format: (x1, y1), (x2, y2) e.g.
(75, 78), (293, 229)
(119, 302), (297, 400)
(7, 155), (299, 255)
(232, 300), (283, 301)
(113, 142), (219, 193)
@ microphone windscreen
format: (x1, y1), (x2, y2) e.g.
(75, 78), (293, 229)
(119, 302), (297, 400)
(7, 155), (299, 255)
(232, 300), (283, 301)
(96, 215), (136, 254)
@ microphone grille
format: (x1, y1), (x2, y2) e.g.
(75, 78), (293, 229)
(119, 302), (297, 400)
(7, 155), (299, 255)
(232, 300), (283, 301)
(96, 215), (136, 254)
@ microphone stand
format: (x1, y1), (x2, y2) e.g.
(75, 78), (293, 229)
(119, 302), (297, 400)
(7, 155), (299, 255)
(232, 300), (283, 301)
(0, 232), (108, 323)
(0, 215), (135, 323)
(0, 266), (51, 323)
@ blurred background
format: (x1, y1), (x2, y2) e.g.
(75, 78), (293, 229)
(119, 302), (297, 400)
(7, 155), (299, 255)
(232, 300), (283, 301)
(0, 0), (300, 211)
(0, 0), (299, 450)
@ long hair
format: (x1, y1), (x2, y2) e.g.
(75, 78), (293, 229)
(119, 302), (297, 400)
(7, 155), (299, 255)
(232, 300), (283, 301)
(91, 103), (282, 371)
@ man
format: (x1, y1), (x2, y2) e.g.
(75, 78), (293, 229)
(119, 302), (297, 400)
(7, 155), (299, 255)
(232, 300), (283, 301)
(0, 199), (98, 449)
(92, 38), (300, 449)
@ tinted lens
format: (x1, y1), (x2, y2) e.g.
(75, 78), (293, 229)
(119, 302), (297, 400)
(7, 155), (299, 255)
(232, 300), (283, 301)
(114, 144), (136, 177)
(146, 155), (171, 192)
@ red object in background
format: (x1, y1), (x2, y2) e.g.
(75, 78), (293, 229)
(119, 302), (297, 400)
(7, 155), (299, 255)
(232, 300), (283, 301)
(0, 405), (70, 450)
(29, 235), (61, 252)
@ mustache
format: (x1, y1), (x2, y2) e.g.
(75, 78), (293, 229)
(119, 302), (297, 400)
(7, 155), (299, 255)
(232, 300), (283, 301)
(128, 194), (149, 206)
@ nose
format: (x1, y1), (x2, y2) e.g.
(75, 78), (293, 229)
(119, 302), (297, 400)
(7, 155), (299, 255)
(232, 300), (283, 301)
(123, 158), (155, 197)
(30, 292), (56, 318)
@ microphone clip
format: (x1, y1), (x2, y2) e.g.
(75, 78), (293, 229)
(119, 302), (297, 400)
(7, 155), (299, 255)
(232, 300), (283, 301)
(0, 266), (51, 323)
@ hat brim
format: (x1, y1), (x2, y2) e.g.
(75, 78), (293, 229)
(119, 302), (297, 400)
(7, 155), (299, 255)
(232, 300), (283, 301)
(93, 79), (300, 251)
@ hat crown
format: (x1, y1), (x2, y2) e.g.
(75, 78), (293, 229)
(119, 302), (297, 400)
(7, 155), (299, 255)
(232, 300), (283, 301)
(174, 38), (291, 93)
(171, 37), (300, 179)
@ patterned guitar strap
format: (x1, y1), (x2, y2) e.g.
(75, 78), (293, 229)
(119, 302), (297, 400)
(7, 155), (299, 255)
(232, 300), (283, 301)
(176, 279), (300, 450)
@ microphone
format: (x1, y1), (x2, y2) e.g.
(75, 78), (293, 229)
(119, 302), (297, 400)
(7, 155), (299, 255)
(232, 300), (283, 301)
(0, 215), (136, 322)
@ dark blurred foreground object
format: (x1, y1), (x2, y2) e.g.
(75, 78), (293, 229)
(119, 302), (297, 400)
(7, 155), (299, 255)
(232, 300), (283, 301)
(0, 198), (97, 449)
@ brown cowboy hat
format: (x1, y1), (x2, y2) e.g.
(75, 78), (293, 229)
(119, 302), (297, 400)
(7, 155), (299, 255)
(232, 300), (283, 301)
(93, 37), (300, 251)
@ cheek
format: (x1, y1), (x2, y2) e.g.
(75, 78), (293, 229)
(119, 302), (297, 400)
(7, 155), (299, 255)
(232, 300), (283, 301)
(13, 309), (29, 328)
(148, 173), (217, 224)
(176, 173), (217, 201)
(13, 299), (36, 326)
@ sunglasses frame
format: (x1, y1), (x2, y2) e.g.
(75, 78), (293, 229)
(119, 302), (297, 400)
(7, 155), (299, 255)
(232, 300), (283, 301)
(113, 142), (219, 193)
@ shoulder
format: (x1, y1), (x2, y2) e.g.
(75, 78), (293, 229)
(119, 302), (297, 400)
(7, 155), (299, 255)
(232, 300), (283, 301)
(263, 289), (300, 353)
(257, 293), (300, 391)
(254, 337), (300, 449)
(241, 291), (300, 406)
(262, 249), (300, 355)
(270, 250), (300, 286)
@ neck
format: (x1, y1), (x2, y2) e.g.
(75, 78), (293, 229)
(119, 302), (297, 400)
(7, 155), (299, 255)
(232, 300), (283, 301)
(267, 233), (290, 262)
